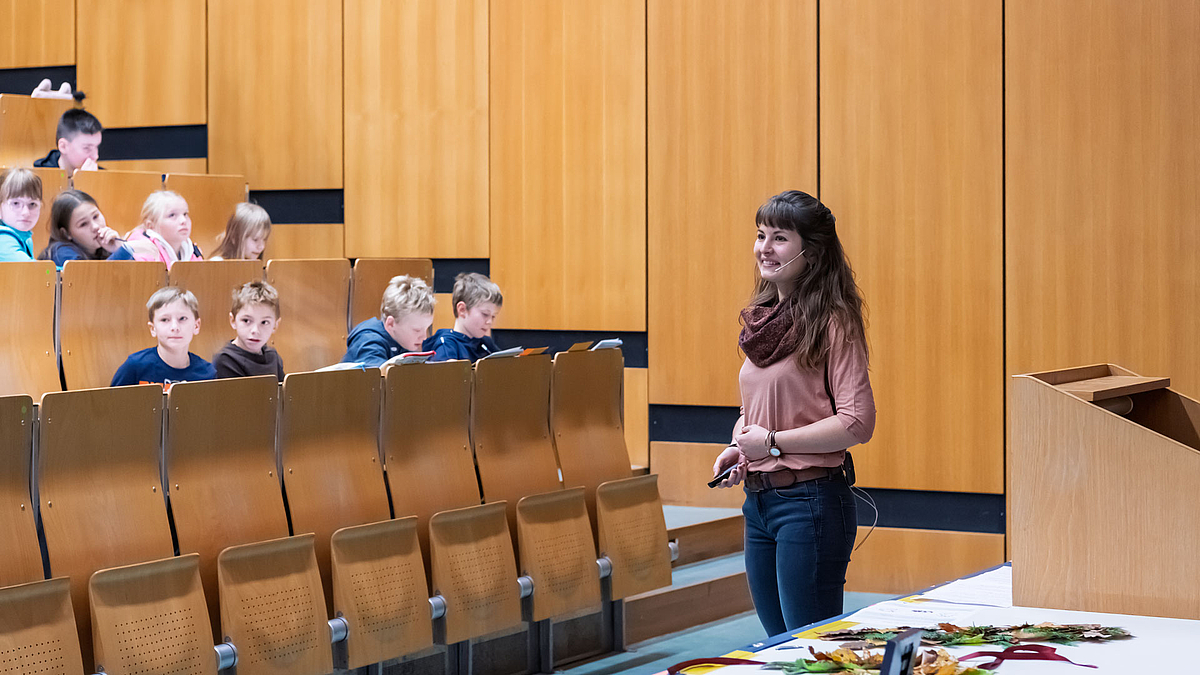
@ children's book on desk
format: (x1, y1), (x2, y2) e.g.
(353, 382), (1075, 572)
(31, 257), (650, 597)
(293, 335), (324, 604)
(591, 338), (622, 350)
(384, 351), (434, 366)
(481, 346), (523, 359)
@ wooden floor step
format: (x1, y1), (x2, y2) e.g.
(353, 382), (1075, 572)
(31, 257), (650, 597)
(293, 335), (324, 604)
(624, 553), (752, 644)
(665, 505), (744, 566)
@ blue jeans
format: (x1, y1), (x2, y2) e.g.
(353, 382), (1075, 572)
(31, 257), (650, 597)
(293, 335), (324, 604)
(742, 473), (857, 636)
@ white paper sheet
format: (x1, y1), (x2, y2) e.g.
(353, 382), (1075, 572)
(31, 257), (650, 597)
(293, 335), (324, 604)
(918, 565), (1013, 607)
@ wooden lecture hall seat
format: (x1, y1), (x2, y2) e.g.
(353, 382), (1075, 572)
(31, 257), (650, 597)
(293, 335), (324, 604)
(169, 259), (265, 361)
(29, 166), (70, 255)
(72, 170), (165, 236)
(37, 385), (176, 671)
(0, 394), (86, 674)
(163, 172), (247, 256)
(0, 261), (61, 398)
(280, 368), (432, 667)
(266, 258), (350, 373)
(165, 376), (332, 675)
(0, 94), (70, 168)
(164, 376), (289, 641)
(551, 347), (672, 600)
(471, 353), (602, 622)
(383, 360), (523, 647)
(59, 260), (166, 390)
(350, 257), (435, 327)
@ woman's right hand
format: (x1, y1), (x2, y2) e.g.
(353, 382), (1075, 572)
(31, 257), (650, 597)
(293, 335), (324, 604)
(712, 445), (748, 488)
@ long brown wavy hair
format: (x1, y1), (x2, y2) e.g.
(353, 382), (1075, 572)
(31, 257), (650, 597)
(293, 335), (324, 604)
(745, 190), (867, 369)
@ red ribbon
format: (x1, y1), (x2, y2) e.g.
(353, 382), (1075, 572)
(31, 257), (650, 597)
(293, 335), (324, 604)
(665, 657), (765, 674)
(960, 644), (1096, 670)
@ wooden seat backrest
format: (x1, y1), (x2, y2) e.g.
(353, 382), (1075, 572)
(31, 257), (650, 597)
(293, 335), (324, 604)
(515, 488), (601, 621)
(38, 385), (175, 669)
(550, 348), (633, 499)
(29, 166), (70, 255)
(280, 369), (390, 612)
(89, 553), (216, 675)
(265, 258), (350, 372)
(382, 360), (480, 572)
(0, 395), (44, 587)
(428, 502), (521, 645)
(0, 94), (70, 168)
(169, 259), (265, 362)
(0, 262), (60, 397)
(163, 173), (247, 257)
(217, 533), (332, 675)
(59, 260), (166, 390)
(471, 354), (562, 530)
(166, 377), (289, 642)
(0, 577), (84, 675)
(350, 258), (434, 328)
(72, 170), (165, 236)
(330, 516), (432, 668)
(595, 474), (671, 599)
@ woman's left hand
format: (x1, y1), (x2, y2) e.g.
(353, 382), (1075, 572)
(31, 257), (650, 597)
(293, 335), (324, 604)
(735, 424), (771, 461)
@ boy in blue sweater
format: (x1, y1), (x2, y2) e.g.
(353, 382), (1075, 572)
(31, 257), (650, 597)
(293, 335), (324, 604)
(112, 287), (216, 390)
(343, 275), (436, 367)
(422, 272), (502, 362)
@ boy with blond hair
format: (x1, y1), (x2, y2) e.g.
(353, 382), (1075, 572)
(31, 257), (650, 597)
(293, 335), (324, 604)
(343, 275), (436, 367)
(214, 281), (285, 380)
(111, 287), (216, 388)
(423, 272), (502, 362)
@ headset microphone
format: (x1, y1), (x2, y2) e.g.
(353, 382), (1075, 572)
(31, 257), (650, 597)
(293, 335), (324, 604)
(774, 251), (805, 270)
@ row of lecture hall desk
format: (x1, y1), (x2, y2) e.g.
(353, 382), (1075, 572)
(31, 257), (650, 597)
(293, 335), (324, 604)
(0, 257), (443, 397)
(0, 94), (247, 256)
(0, 345), (674, 675)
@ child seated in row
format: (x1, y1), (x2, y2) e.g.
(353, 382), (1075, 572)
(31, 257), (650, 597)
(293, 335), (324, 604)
(343, 275), (435, 367)
(112, 287), (216, 389)
(423, 272), (503, 362)
(210, 203), (272, 260)
(214, 281), (285, 381)
(0, 168), (43, 262)
(34, 108), (102, 174)
(39, 190), (135, 267)
(125, 190), (202, 268)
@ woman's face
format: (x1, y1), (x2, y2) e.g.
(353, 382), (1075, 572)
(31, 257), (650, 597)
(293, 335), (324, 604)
(67, 202), (107, 254)
(241, 230), (267, 259)
(755, 224), (806, 285)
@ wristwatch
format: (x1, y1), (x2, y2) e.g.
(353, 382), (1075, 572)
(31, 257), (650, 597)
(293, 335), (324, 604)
(767, 430), (781, 457)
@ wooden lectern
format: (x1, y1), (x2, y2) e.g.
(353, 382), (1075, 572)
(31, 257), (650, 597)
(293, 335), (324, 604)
(1011, 364), (1200, 620)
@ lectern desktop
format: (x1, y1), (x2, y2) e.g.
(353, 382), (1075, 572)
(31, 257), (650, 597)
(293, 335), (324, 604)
(1010, 364), (1200, 620)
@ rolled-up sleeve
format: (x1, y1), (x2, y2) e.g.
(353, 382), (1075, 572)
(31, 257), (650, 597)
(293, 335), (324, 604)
(827, 321), (876, 445)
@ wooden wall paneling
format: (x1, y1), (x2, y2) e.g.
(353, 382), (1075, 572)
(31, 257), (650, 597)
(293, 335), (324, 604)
(263, 223), (345, 259)
(820, 0), (1003, 493)
(164, 173), (248, 257)
(28, 166), (69, 258)
(623, 368), (649, 467)
(650, 442), (743, 509)
(344, 0), (489, 258)
(208, 0), (343, 189)
(76, 0), (206, 127)
(0, 95), (72, 168)
(71, 169), (165, 237)
(100, 158), (208, 174)
(648, 0), (816, 406)
(844, 527), (1005, 595)
(1006, 1), (1200, 396)
(0, 0), (74, 68)
(490, 0), (646, 331)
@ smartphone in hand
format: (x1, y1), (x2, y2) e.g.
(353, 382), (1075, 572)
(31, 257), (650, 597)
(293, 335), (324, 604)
(707, 464), (736, 488)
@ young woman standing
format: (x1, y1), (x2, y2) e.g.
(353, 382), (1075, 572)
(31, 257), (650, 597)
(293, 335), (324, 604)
(713, 190), (876, 636)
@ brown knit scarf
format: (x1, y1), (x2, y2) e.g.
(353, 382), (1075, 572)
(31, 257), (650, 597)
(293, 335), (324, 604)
(739, 301), (800, 367)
